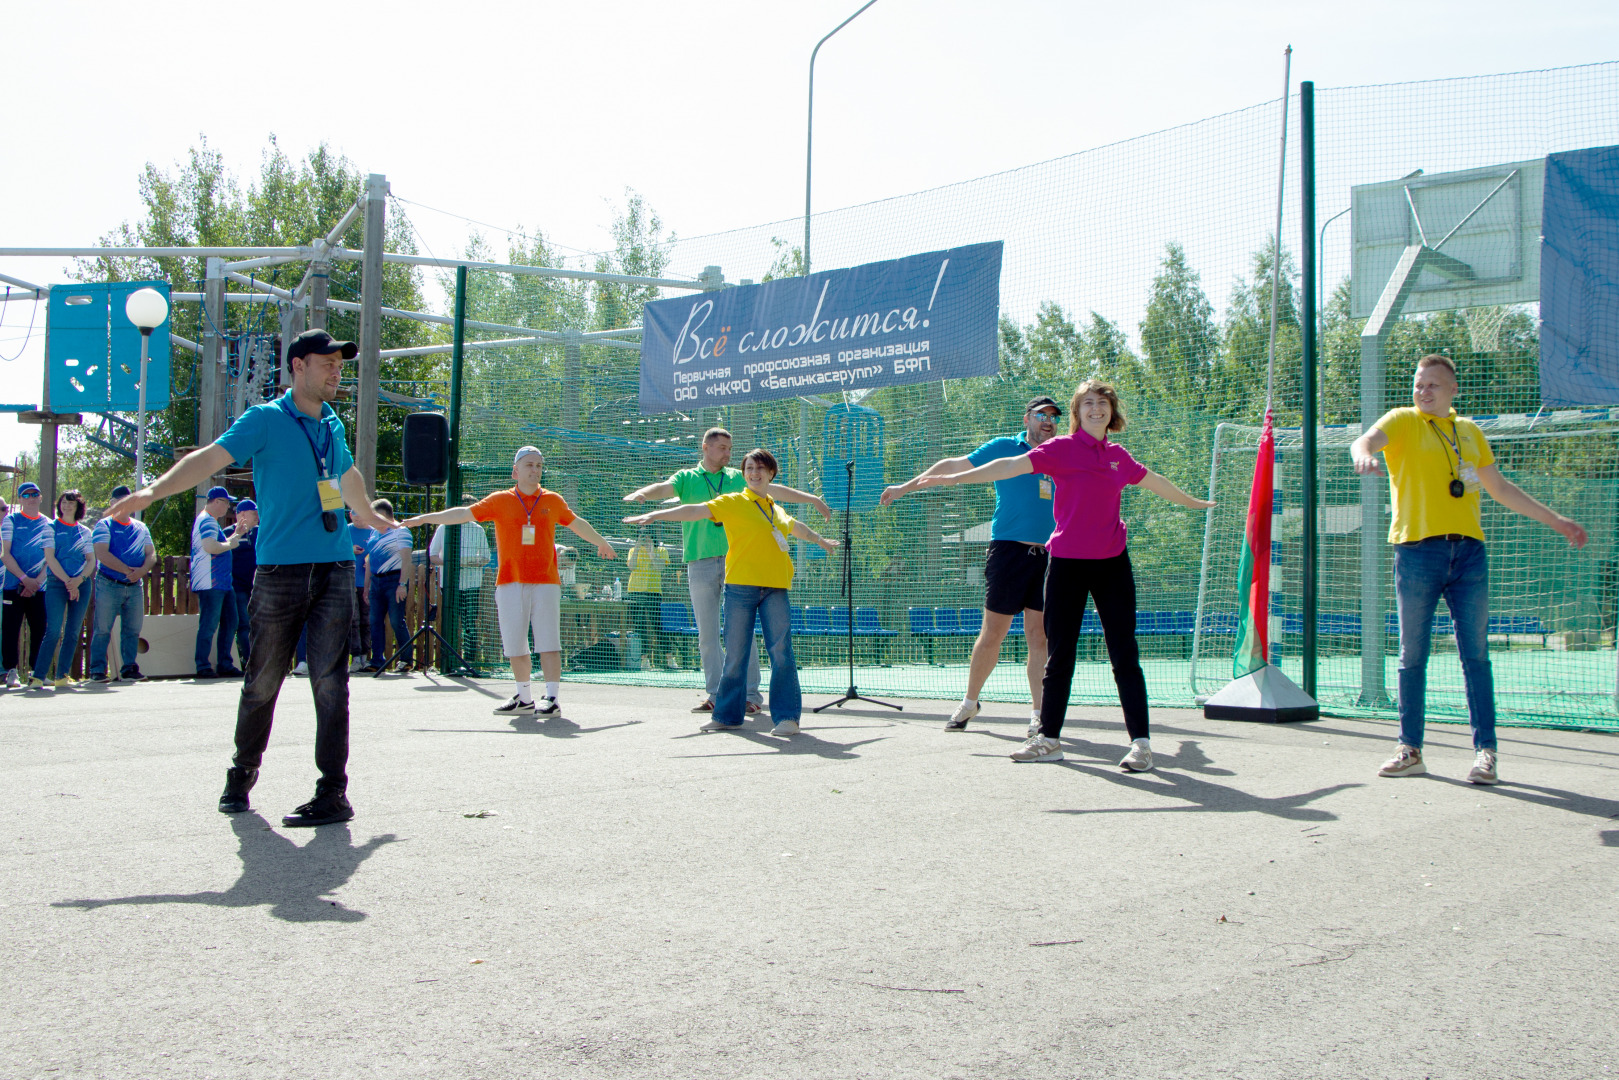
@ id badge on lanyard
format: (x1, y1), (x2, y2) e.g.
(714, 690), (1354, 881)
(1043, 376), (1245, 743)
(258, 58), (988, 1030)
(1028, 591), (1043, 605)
(1038, 476), (1054, 500)
(755, 497), (789, 550)
(522, 524), (536, 545)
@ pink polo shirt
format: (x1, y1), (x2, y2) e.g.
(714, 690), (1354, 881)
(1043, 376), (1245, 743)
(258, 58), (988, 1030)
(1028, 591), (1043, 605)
(1025, 430), (1148, 559)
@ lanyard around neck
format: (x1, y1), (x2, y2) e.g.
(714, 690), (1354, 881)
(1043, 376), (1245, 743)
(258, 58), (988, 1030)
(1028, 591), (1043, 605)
(280, 396), (333, 478)
(751, 494), (779, 533)
(514, 487), (544, 523)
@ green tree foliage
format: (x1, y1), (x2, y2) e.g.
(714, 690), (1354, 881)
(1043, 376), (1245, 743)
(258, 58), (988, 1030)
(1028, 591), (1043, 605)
(1139, 242), (1220, 407)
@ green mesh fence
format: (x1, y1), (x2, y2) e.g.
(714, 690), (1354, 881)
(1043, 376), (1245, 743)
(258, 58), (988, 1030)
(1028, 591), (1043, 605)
(440, 61), (1619, 730)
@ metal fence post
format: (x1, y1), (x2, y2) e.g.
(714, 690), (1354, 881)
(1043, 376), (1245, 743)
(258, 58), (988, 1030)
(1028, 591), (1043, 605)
(356, 174), (387, 491)
(443, 265), (468, 669)
(1300, 80), (1318, 697)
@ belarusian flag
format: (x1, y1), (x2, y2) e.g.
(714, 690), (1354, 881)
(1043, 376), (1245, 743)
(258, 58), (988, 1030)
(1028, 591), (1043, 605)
(1233, 409), (1275, 678)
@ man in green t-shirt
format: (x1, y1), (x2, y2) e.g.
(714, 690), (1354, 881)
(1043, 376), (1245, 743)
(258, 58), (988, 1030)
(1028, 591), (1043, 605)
(624, 427), (830, 712)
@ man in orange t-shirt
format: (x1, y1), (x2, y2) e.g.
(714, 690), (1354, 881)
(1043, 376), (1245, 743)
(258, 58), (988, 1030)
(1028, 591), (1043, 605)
(403, 446), (614, 715)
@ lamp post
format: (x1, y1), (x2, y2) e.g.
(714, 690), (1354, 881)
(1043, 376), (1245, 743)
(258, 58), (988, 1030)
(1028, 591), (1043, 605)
(124, 287), (169, 489)
(804, 0), (879, 275)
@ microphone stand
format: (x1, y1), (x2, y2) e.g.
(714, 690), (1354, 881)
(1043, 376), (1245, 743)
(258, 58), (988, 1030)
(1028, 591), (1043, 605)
(814, 459), (901, 713)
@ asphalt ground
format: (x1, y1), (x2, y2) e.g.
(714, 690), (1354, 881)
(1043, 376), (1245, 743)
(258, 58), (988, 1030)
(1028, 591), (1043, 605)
(2, 672), (1616, 1079)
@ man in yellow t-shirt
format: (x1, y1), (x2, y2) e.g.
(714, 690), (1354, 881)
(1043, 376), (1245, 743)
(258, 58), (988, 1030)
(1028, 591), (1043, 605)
(1351, 355), (1586, 785)
(626, 534), (670, 668)
(624, 448), (837, 736)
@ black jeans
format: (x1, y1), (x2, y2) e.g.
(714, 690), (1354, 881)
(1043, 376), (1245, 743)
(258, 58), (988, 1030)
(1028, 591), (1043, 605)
(3, 588), (48, 673)
(1039, 549), (1150, 741)
(234, 562), (354, 789)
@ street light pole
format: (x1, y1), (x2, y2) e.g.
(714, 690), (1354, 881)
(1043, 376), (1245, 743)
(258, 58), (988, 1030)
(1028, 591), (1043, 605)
(125, 288), (170, 490)
(805, 0), (879, 276)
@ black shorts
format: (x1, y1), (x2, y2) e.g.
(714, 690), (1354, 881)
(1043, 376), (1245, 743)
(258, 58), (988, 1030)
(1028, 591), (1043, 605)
(983, 540), (1048, 615)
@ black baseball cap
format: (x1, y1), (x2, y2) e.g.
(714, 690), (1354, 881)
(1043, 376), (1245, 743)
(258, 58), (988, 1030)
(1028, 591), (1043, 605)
(1026, 395), (1063, 415)
(287, 329), (358, 362)
(110, 485), (132, 500)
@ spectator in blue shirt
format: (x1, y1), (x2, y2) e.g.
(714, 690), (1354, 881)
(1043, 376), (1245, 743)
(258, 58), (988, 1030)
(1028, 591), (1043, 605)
(89, 485), (157, 682)
(109, 329), (396, 828)
(2, 481), (54, 688)
(190, 486), (245, 678)
(230, 499), (260, 670)
(366, 504), (414, 672)
(29, 490), (96, 689)
(882, 396), (1062, 736)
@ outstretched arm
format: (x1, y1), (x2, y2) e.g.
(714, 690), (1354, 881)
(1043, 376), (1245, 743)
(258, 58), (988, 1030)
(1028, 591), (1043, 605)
(1137, 471), (1215, 509)
(107, 444), (234, 518)
(623, 504), (713, 526)
(564, 516), (617, 560)
(1350, 428), (1389, 476)
(913, 454), (1033, 490)
(624, 479), (677, 503)
(340, 466), (396, 532)
(401, 506), (476, 529)
(766, 483), (832, 520)
(881, 454), (975, 505)
(1478, 465), (1586, 548)
(789, 519), (840, 552)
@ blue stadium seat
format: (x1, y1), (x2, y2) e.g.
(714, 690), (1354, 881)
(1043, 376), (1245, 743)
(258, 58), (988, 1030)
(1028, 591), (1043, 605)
(830, 607), (851, 634)
(934, 608), (962, 635)
(1009, 611), (1025, 635)
(856, 607), (897, 637)
(957, 608), (983, 635)
(804, 606), (832, 636)
(662, 602), (698, 636)
(908, 607), (936, 635)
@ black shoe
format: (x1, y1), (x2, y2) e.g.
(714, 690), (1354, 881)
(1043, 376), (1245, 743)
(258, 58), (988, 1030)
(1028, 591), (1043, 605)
(216, 665), (243, 678)
(282, 788), (354, 828)
(121, 667), (144, 682)
(358, 663), (381, 674)
(218, 766), (258, 814)
(534, 697), (561, 715)
(195, 667), (216, 680)
(90, 673), (112, 684)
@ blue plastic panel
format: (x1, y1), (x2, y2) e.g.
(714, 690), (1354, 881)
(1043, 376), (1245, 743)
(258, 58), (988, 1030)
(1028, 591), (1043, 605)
(48, 281), (170, 411)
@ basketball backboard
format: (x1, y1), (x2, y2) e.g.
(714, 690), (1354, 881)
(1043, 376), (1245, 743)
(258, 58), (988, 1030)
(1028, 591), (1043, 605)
(1350, 158), (1544, 319)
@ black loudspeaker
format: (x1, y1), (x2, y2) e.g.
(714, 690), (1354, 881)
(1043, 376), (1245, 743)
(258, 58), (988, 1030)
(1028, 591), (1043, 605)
(402, 412), (450, 485)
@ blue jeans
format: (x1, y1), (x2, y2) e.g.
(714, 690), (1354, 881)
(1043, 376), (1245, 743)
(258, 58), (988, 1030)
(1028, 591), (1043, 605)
(234, 586), (253, 665)
(1393, 536), (1496, 751)
(713, 585), (799, 726)
(33, 579), (93, 681)
(235, 562), (354, 788)
(369, 571), (410, 665)
(194, 588), (238, 672)
(90, 577), (145, 677)
(688, 555), (761, 704)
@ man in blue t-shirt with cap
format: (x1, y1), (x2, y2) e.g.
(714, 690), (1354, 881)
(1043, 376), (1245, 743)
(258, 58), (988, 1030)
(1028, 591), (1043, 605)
(882, 396), (1062, 736)
(109, 329), (397, 827)
(230, 498), (260, 669)
(2, 481), (53, 688)
(90, 484), (157, 682)
(190, 486), (245, 678)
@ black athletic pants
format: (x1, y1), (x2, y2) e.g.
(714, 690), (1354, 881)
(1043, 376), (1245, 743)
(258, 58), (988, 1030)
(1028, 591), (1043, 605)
(1038, 549), (1150, 741)
(2, 588), (48, 674)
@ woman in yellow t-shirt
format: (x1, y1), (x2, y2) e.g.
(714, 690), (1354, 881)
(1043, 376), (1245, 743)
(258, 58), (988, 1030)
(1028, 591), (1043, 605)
(625, 449), (837, 735)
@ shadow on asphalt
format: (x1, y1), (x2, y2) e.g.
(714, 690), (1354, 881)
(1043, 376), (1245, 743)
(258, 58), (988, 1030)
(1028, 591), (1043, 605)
(413, 717), (643, 739)
(1601, 830), (1619, 847)
(673, 727), (889, 761)
(1420, 774), (1619, 820)
(52, 812), (399, 923)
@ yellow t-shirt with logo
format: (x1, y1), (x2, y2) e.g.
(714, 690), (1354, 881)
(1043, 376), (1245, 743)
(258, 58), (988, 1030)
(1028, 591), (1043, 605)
(1374, 406), (1495, 544)
(626, 544), (669, 594)
(708, 491), (797, 589)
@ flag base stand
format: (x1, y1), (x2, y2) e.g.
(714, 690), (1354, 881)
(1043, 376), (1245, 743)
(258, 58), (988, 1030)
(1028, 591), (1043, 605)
(1203, 664), (1319, 724)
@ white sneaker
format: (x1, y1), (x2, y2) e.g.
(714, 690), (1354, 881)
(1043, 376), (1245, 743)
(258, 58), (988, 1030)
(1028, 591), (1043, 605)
(1467, 749), (1499, 785)
(1378, 744), (1426, 777)
(534, 697), (560, 715)
(494, 695), (535, 716)
(1119, 739), (1154, 772)
(1010, 735), (1063, 762)
(700, 719), (743, 732)
(292, 661), (309, 677)
(944, 699), (979, 731)
(1028, 711), (1043, 739)
(3, 669), (18, 689)
(770, 719), (800, 737)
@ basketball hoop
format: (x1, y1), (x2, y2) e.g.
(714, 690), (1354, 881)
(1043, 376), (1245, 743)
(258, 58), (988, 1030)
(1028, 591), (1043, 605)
(1466, 305), (1510, 353)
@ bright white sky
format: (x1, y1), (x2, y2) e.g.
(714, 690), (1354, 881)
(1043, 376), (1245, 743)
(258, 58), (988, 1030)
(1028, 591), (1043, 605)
(3, 0), (1617, 463)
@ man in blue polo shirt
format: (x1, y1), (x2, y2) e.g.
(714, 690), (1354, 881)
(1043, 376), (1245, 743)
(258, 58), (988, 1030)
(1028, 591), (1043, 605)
(230, 498), (260, 670)
(109, 329), (397, 827)
(2, 482), (54, 688)
(883, 396), (1061, 735)
(89, 484), (158, 682)
(190, 486), (245, 678)
(365, 501), (414, 672)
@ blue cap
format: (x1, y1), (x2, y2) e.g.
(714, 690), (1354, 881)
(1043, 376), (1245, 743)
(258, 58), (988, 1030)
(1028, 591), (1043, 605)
(236, 498), (257, 512)
(18, 482), (40, 497)
(206, 486), (231, 502)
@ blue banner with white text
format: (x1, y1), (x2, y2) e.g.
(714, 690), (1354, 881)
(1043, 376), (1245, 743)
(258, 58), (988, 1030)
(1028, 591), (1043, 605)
(639, 241), (1002, 413)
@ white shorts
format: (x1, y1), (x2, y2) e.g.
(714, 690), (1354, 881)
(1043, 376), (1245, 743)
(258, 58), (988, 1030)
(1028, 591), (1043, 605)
(495, 582), (562, 657)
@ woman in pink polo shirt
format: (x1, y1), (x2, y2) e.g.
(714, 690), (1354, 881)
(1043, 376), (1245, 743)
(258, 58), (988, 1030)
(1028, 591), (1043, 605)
(918, 380), (1213, 769)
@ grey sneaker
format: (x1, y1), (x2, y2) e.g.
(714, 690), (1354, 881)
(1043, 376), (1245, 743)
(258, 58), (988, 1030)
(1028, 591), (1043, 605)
(700, 719), (743, 732)
(1467, 749), (1499, 785)
(770, 719), (800, 737)
(1010, 735), (1063, 762)
(1119, 739), (1154, 772)
(494, 695), (535, 716)
(1378, 744), (1426, 777)
(944, 699), (979, 731)
(3, 669), (18, 689)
